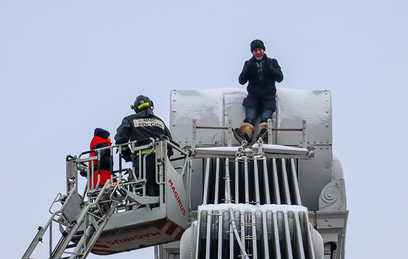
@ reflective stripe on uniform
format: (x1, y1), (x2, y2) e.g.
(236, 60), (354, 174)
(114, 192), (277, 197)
(121, 146), (155, 154)
(137, 148), (156, 155)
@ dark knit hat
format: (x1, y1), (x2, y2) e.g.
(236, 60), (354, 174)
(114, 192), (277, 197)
(250, 39), (266, 52)
(94, 128), (110, 139)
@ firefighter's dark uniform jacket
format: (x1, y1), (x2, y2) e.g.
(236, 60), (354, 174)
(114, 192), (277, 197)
(114, 108), (173, 160)
(115, 108), (173, 196)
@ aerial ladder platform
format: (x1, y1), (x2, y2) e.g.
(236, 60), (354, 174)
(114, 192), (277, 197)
(23, 137), (192, 258)
(23, 88), (348, 259)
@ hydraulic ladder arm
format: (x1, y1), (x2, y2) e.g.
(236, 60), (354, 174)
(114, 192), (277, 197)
(22, 179), (123, 259)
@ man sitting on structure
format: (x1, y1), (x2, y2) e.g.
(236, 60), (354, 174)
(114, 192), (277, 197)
(235, 39), (284, 143)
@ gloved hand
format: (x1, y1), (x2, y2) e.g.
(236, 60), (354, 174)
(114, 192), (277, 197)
(262, 61), (271, 70)
(244, 60), (257, 71)
(121, 147), (132, 162)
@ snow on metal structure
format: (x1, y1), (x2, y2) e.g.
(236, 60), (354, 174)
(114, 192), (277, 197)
(155, 88), (348, 259)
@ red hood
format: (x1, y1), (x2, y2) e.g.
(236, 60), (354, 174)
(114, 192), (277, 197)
(90, 136), (111, 149)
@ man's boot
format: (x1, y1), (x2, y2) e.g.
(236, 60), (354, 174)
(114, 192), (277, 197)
(234, 123), (255, 143)
(256, 122), (268, 142)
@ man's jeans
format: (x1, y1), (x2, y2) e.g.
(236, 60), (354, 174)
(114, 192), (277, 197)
(243, 104), (274, 125)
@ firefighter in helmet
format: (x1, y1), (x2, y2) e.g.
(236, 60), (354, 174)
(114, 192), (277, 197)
(114, 95), (173, 196)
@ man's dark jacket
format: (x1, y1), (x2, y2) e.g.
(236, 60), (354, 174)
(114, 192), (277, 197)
(238, 54), (283, 111)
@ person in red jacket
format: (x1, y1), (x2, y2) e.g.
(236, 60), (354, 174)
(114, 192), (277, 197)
(89, 128), (113, 188)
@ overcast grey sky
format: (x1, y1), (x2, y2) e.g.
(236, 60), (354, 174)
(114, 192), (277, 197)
(1, 1), (407, 258)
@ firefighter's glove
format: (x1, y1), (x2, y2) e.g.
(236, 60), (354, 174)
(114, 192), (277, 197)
(121, 146), (132, 162)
